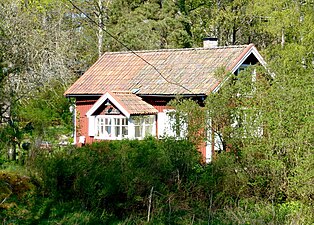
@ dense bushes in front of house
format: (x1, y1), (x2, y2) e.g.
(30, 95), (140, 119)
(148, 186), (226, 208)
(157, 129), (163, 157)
(27, 137), (204, 223)
(1, 137), (312, 224)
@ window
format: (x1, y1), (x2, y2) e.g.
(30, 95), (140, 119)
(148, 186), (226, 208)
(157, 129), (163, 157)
(95, 115), (155, 140)
(163, 110), (187, 138)
(235, 63), (249, 75)
(96, 116), (128, 139)
(133, 115), (155, 139)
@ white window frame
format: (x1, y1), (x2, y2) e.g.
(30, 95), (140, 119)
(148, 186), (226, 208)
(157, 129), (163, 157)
(94, 115), (156, 140)
(94, 115), (129, 140)
(131, 115), (156, 140)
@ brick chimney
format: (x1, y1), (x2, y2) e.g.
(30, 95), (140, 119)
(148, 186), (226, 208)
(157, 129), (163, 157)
(203, 37), (218, 48)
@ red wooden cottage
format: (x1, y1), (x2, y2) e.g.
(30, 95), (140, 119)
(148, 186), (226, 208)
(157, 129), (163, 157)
(65, 40), (266, 162)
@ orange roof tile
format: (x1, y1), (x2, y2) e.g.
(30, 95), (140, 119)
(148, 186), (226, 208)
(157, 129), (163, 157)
(65, 45), (254, 96)
(112, 91), (158, 115)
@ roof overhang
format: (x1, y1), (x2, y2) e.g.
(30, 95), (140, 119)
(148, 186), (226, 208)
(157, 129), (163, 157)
(65, 94), (103, 98)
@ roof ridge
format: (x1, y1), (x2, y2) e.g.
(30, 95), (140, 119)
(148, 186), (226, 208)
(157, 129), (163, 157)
(112, 91), (133, 95)
(101, 44), (252, 55)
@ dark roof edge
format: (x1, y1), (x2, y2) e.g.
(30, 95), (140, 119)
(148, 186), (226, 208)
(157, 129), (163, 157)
(65, 94), (103, 98)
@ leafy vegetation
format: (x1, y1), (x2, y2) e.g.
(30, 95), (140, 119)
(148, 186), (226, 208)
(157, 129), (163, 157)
(0, 0), (313, 224)
(1, 139), (313, 224)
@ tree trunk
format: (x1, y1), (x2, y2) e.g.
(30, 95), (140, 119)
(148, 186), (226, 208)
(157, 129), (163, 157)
(281, 28), (285, 48)
(98, 0), (103, 58)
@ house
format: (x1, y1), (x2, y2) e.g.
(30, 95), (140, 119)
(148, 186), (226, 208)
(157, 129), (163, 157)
(65, 39), (266, 162)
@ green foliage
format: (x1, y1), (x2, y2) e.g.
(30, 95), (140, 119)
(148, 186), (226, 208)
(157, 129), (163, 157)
(210, 200), (314, 225)
(168, 97), (206, 145)
(0, 167), (37, 223)
(0, 138), (312, 224)
(201, 39), (313, 205)
(0, 0), (313, 223)
(19, 80), (72, 134)
(29, 138), (200, 219)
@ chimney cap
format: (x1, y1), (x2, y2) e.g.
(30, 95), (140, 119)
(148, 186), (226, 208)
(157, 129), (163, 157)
(203, 37), (218, 48)
(203, 37), (218, 41)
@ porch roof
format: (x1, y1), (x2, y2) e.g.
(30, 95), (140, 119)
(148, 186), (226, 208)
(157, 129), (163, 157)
(86, 91), (158, 118)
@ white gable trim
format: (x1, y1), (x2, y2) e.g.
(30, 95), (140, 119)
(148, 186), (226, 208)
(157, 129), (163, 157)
(86, 92), (131, 118)
(230, 46), (266, 74)
(212, 46), (267, 93)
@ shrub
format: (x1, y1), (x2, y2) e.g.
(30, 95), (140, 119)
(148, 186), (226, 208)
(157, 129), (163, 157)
(30, 137), (201, 219)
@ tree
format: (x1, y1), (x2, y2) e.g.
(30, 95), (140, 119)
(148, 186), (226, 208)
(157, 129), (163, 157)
(0, 0), (79, 159)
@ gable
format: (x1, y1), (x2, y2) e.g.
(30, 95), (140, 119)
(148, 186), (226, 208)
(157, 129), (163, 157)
(212, 46), (266, 93)
(86, 92), (130, 118)
(93, 102), (123, 116)
(86, 91), (158, 118)
(229, 45), (266, 74)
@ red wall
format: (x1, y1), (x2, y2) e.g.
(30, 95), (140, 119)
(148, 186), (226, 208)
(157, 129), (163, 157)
(75, 97), (99, 145)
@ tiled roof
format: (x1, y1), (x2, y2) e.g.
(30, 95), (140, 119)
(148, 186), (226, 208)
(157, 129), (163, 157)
(112, 91), (158, 115)
(65, 44), (254, 96)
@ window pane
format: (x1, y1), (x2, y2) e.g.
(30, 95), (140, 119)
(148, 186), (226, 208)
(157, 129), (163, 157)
(122, 118), (128, 125)
(115, 126), (121, 137)
(145, 125), (153, 136)
(105, 118), (111, 125)
(135, 125), (142, 138)
(133, 117), (142, 125)
(122, 126), (128, 137)
(96, 116), (129, 139)
(105, 126), (111, 136)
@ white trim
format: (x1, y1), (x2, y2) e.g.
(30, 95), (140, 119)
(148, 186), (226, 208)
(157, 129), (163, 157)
(163, 109), (176, 137)
(212, 46), (267, 93)
(205, 144), (212, 163)
(128, 118), (136, 139)
(130, 115), (156, 140)
(205, 118), (212, 163)
(157, 111), (166, 138)
(73, 106), (77, 144)
(88, 116), (96, 136)
(94, 115), (129, 140)
(231, 46), (266, 74)
(86, 92), (130, 118)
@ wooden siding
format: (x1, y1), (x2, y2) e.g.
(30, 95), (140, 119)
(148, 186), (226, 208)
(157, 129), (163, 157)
(141, 96), (172, 112)
(198, 141), (207, 162)
(76, 97), (99, 145)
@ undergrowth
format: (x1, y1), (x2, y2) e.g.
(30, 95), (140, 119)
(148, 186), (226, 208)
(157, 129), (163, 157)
(0, 138), (312, 224)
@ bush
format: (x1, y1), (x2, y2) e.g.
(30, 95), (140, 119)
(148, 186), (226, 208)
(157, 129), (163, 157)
(0, 167), (37, 223)
(30, 137), (201, 219)
(210, 200), (314, 225)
